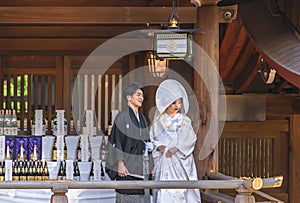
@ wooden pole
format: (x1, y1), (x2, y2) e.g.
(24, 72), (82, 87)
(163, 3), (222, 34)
(193, 5), (220, 179)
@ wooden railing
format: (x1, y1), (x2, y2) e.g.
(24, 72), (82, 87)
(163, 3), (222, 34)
(0, 174), (283, 203)
(204, 171), (284, 203)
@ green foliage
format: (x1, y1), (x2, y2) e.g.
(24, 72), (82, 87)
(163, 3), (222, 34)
(3, 75), (29, 112)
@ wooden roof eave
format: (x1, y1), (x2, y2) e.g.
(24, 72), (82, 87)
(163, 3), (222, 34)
(238, 0), (300, 88)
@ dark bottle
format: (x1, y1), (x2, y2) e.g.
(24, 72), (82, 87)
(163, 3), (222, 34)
(27, 160), (35, 181)
(2, 161), (5, 180)
(89, 161), (94, 181)
(107, 111), (112, 136)
(32, 161), (37, 181)
(42, 160), (49, 181)
(73, 161), (80, 181)
(64, 143), (67, 161)
(35, 160), (43, 181)
(100, 135), (107, 162)
(0, 161), (4, 181)
(12, 160), (19, 181)
(24, 161), (29, 180)
(19, 161), (27, 181)
(77, 142), (81, 162)
(62, 161), (66, 180)
(58, 161), (66, 180)
(52, 141), (57, 161)
(101, 163), (105, 178)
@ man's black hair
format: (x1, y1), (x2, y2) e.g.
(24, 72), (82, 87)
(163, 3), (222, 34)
(123, 82), (145, 99)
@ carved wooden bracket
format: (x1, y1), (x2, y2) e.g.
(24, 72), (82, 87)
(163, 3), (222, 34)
(219, 5), (238, 23)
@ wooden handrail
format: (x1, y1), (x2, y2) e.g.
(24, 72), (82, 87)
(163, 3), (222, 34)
(0, 180), (245, 190)
(205, 171), (284, 203)
(0, 173), (283, 203)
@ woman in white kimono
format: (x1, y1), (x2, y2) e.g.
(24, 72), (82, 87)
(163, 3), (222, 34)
(150, 79), (201, 203)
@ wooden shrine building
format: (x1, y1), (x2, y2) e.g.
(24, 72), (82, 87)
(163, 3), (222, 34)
(0, 0), (300, 202)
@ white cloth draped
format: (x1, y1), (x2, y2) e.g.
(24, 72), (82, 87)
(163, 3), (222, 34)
(0, 189), (116, 203)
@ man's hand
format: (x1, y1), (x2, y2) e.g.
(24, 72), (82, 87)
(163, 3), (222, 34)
(118, 160), (129, 177)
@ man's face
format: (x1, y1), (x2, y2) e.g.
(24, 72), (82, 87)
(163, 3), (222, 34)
(127, 89), (144, 108)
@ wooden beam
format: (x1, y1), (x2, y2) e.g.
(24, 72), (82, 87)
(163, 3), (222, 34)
(0, 25), (162, 38)
(0, 38), (105, 52)
(219, 20), (246, 80)
(223, 120), (289, 133)
(0, 0), (191, 7)
(0, 7), (197, 24)
(0, 38), (152, 52)
(234, 51), (260, 93)
(3, 56), (56, 68)
(2, 68), (57, 75)
(225, 39), (256, 84)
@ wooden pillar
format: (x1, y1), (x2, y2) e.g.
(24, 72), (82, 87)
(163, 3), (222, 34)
(289, 115), (300, 203)
(63, 56), (72, 134)
(193, 5), (220, 179)
(55, 56), (64, 109)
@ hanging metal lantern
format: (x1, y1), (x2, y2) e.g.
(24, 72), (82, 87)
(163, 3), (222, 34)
(147, 52), (169, 78)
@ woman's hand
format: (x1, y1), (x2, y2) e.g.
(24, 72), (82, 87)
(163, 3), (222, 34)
(166, 147), (178, 158)
(157, 145), (166, 152)
(118, 160), (129, 177)
(151, 169), (156, 178)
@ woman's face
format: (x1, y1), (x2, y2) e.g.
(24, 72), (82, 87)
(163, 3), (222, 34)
(165, 99), (182, 116)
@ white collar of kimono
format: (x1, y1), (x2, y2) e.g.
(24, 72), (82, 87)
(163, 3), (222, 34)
(155, 79), (189, 115)
(152, 112), (183, 135)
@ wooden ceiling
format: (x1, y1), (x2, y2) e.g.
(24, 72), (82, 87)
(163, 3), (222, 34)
(0, 0), (299, 95)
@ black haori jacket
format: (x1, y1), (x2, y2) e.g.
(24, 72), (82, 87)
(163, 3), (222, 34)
(105, 107), (154, 195)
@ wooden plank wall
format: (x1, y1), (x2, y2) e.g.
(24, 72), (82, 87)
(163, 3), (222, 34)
(0, 56), (59, 135)
(65, 56), (123, 134)
(0, 55), (124, 135)
(221, 120), (289, 202)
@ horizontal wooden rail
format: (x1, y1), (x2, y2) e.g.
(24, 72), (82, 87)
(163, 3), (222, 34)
(0, 180), (245, 190)
(0, 178), (283, 203)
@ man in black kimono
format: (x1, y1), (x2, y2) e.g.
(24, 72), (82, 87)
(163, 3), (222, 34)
(106, 82), (154, 203)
